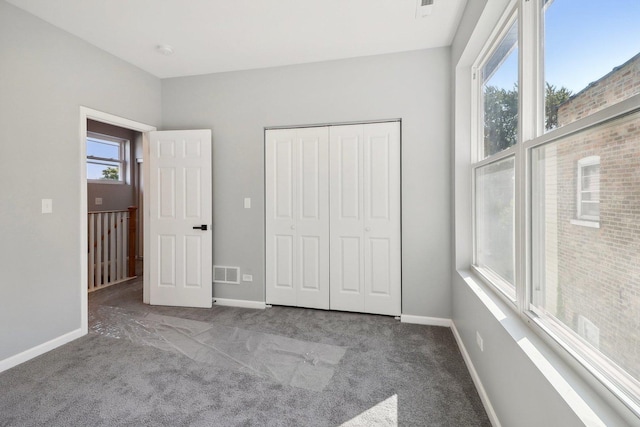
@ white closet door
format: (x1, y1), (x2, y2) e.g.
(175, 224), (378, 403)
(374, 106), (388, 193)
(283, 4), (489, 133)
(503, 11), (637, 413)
(265, 128), (329, 309)
(330, 122), (401, 315)
(362, 122), (401, 316)
(295, 128), (330, 309)
(329, 124), (366, 312)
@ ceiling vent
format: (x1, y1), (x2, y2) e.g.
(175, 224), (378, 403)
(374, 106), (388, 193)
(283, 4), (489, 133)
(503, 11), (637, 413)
(416, 0), (434, 17)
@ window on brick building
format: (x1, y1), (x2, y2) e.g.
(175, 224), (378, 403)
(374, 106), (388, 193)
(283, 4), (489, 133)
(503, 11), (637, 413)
(576, 156), (600, 223)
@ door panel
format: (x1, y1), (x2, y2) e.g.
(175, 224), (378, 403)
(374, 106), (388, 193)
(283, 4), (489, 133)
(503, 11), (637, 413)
(184, 235), (202, 287)
(159, 235), (176, 286)
(184, 168), (201, 218)
(330, 125), (365, 312)
(363, 122), (401, 316)
(300, 236), (320, 290)
(266, 130), (297, 306)
(331, 122), (400, 316)
(149, 130), (212, 308)
(266, 128), (329, 309)
(296, 128), (329, 309)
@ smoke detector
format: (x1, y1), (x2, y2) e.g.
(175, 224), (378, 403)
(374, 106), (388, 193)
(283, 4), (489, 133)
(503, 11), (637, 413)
(156, 45), (174, 56)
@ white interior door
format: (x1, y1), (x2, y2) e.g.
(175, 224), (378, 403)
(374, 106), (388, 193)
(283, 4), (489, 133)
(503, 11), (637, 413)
(362, 122), (401, 316)
(265, 127), (329, 309)
(330, 122), (401, 316)
(149, 130), (212, 308)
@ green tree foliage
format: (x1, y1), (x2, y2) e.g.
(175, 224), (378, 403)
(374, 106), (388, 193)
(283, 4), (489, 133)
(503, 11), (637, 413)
(483, 83), (572, 155)
(101, 167), (119, 180)
(484, 85), (518, 156)
(545, 83), (572, 130)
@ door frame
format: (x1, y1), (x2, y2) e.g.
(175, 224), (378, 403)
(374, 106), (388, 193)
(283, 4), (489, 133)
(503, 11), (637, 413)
(79, 107), (156, 333)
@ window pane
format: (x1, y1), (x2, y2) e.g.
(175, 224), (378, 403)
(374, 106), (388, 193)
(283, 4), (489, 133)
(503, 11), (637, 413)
(475, 157), (515, 289)
(87, 161), (120, 181)
(482, 20), (519, 158)
(532, 111), (640, 387)
(544, 0), (640, 131)
(87, 138), (120, 159)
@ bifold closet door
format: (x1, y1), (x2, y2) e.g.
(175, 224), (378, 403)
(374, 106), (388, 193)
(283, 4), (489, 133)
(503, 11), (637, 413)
(265, 128), (330, 309)
(329, 122), (401, 316)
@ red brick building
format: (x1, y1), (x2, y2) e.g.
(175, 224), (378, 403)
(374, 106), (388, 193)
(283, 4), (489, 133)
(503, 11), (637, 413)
(537, 53), (640, 379)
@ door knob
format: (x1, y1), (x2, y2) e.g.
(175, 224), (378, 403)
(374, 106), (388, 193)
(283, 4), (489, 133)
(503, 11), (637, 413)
(290, 225), (296, 230)
(365, 226), (371, 231)
(193, 225), (208, 230)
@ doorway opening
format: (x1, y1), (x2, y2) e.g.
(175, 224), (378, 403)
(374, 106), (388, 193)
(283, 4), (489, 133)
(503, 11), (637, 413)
(79, 107), (156, 334)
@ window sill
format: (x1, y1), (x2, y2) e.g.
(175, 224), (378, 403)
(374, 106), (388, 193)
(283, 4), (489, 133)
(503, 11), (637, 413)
(570, 219), (600, 228)
(456, 269), (639, 426)
(87, 180), (125, 185)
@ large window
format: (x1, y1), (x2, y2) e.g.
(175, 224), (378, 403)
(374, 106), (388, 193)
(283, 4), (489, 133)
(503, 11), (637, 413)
(86, 133), (127, 183)
(472, 0), (640, 415)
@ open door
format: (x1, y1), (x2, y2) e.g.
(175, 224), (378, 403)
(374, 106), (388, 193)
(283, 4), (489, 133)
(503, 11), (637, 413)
(148, 130), (212, 308)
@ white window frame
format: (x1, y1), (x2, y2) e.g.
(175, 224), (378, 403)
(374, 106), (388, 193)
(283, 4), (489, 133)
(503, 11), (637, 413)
(86, 132), (128, 184)
(470, 0), (640, 418)
(471, 6), (519, 304)
(575, 155), (600, 222)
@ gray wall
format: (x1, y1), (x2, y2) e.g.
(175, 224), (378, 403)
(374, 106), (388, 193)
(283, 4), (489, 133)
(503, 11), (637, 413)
(162, 49), (452, 317)
(87, 120), (139, 211)
(0, 0), (161, 360)
(450, 1), (634, 425)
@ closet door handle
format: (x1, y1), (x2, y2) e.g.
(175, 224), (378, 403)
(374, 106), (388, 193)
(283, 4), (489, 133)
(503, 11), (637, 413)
(290, 225), (296, 230)
(193, 225), (208, 231)
(365, 226), (371, 232)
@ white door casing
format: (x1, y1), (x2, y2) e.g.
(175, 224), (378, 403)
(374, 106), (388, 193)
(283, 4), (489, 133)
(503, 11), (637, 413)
(265, 127), (330, 309)
(330, 122), (401, 316)
(149, 130), (212, 308)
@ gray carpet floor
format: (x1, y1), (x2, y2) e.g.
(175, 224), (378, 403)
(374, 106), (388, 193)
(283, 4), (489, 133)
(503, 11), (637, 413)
(0, 279), (490, 426)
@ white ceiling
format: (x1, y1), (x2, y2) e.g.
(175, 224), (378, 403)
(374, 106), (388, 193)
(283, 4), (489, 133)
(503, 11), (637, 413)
(7, 0), (467, 79)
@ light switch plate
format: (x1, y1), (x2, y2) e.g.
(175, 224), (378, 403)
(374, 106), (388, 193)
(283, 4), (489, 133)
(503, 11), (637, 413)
(244, 197), (251, 209)
(242, 274), (253, 282)
(41, 198), (53, 214)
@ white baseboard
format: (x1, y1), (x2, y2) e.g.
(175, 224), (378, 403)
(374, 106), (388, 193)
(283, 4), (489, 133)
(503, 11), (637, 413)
(451, 322), (501, 427)
(213, 298), (266, 310)
(0, 328), (84, 374)
(400, 314), (452, 327)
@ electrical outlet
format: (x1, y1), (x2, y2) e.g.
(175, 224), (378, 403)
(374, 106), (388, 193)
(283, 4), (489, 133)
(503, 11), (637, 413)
(95, 197), (103, 205)
(476, 331), (484, 352)
(242, 274), (253, 282)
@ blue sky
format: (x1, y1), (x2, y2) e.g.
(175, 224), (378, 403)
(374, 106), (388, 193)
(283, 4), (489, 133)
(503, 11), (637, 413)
(488, 0), (640, 94)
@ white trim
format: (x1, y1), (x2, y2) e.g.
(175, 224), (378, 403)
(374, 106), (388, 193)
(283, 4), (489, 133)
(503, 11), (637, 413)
(0, 329), (83, 373)
(451, 322), (502, 427)
(570, 219), (600, 229)
(400, 314), (452, 327)
(80, 107), (157, 333)
(213, 298), (267, 310)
